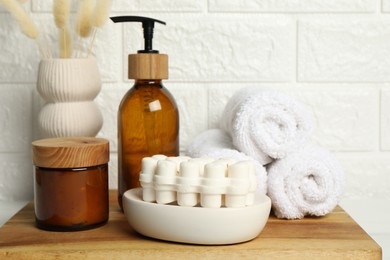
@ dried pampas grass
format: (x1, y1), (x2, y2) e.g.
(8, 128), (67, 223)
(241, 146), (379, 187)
(75, 0), (95, 38)
(0, 0), (38, 39)
(53, 0), (72, 58)
(53, 0), (70, 29)
(59, 27), (72, 58)
(86, 0), (112, 57)
(92, 0), (112, 28)
(1, 0), (112, 59)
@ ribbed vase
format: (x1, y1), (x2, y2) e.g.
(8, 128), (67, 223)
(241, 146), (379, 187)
(37, 58), (103, 138)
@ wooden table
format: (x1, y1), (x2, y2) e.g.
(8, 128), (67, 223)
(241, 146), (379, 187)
(0, 191), (381, 259)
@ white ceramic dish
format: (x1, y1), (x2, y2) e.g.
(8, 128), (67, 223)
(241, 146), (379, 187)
(123, 188), (272, 245)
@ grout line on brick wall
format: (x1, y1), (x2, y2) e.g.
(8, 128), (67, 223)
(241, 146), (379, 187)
(379, 88), (383, 151)
(167, 80), (297, 84)
(204, 0), (210, 14)
(204, 11), (378, 15)
(119, 24), (128, 83)
(282, 80), (390, 84)
(110, 10), (204, 14)
(206, 86), (211, 129)
(119, 24), (125, 83)
(334, 150), (390, 155)
(379, 0), (384, 14)
(295, 17), (299, 84)
(166, 80), (390, 84)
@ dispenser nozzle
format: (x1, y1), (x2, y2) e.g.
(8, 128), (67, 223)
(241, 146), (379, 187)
(110, 16), (166, 53)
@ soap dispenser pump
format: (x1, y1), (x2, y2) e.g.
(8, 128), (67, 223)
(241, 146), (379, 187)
(111, 16), (179, 210)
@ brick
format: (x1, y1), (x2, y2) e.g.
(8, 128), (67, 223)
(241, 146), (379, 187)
(0, 14), (40, 83)
(381, 89), (390, 150)
(92, 22), (122, 82)
(209, 0), (375, 12)
(96, 85), (128, 153)
(336, 153), (390, 200)
(298, 17), (390, 82)
(123, 14), (294, 82)
(292, 88), (379, 151)
(0, 154), (33, 201)
(167, 83), (208, 153)
(108, 153), (118, 190)
(112, 0), (203, 12)
(32, 89), (45, 140)
(0, 85), (33, 152)
(208, 84), (246, 129)
(383, 0), (390, 12)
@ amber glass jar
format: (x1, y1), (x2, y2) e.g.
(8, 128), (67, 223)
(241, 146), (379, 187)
(118, 79), (179, 209)
(32, 137), (109, 231)
(117, 53), (179, 210)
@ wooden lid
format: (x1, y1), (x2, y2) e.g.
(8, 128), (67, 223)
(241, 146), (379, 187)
(32, 137), (109, 168)
(128, 53), (168, 80)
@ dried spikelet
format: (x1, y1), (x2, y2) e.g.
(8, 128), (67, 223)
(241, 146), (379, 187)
(59, 26), (72, 58)
(91, 0), (112, 28)
(0, 0), (38, 39)
(75, 0), (95, 38)
(53, 0), (71, 29)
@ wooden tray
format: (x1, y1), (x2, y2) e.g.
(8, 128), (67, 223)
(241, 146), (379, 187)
(0, 191), (381, 259)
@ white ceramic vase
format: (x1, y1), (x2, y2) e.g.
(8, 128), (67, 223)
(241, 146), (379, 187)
(37, 58), (103, 138)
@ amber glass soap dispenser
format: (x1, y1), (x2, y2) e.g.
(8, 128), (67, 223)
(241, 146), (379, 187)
(111, 16), (179, 209)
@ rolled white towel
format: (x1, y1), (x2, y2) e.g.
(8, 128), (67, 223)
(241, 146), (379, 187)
(186, 129), (236, 157)
(186, 129), (268, 194)
(267, 145), (345, 219)
(220, 88), (313, 164)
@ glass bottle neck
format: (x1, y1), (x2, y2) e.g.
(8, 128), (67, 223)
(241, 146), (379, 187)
(133, 79), (164, 90)
(135, 79), (163, 85)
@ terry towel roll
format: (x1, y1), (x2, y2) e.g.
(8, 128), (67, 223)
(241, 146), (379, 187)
(267, 146), (345, 219)
(186, 129), (268, 195)
(220, 89), (313, 165)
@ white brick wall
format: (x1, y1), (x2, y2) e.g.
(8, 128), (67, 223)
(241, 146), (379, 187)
(209, 0), (375, 12)
(299, 17), (390, 82)
(124, 14), (295, 82)
(0, 1), (389, 203)
(1, 1), (390, 257)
